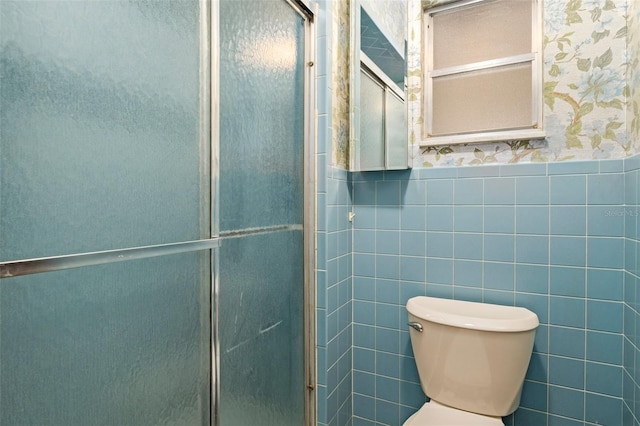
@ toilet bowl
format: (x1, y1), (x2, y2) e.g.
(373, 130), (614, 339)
(404, 296), (538, 426)
(404, 401), (503, 426)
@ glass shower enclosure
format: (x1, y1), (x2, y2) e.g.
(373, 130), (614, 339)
(0, 0), (314, 424)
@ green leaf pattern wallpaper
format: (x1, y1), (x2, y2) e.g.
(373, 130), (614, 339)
(332, 0), (640, 169)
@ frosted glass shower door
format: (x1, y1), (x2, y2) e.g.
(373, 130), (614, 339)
(0, 1), (212, 425)
(218, 0), (308, 424)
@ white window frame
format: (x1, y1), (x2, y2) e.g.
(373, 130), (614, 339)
(421, 0), (545, 147)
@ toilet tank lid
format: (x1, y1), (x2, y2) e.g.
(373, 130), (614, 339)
(406, 296), (539, 332)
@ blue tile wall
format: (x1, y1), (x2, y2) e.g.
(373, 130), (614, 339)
(315, 1), (353, 425)
(347, 159), (633, 426)
(624, 156), (640, 426)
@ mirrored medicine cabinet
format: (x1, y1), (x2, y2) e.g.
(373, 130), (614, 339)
(349, 0), (409, 171)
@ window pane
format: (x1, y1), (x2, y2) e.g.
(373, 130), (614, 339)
(431, 63), (532, 136)
(432, 0), (532, 69)
(360, 70), (385, 170)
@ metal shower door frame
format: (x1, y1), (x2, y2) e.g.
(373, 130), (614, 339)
(209, 0), (316, 424)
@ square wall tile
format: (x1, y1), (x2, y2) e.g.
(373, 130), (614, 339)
(587, 173), (624, 205)
(484, 234), (515, 262)
(375, 303), (400, 329)
(375, 327), (400, 354)
(515, 264), (549, 294)
(353, 371), (375, 397)
(549, 296), (585, 328)
(377, 181), (401, 205)
(484, 177), (516, 205)
(586, 362), (622, 397)
(354, 230), (376, 253)
(515, 176), (549, 205)
(516, 235), (549, 265)
(454, 233), (483, 260)
(550, 175), (586, 205)
(549, 356), (585, 389)
(426, 232), (453, 258)
(376, 230), (400, 255)
(375, 399), (400, 426)
(484, 206), (515, 233)
(401, 231), (426, 257)
(516, 206), (549, 235)
(426, 258), (453, 285)
(354, 253), (375, 277)
(587, 300), (622, 333)
(376, 376), (400, 403)
(585, 392), (623, 426)
(550, 206), (586, 236)
(401, 205), (426, 231)
(550, 266), (585, 297)
(400, 256), (426, 282)
(588, 205), (625, 237)
(453, 259), (483, 287)
(426, 206), (454, 231)
(376, 207), (400, 230)
(376, 351), (400, 378)
(376, 255), (400, 280)
(587, 237), (624, 268)
(549, 325), (585, 358)
(353, 347), (375, 373)
(354, 276), (375, 301)
(402, 179), (426, 205)
(376, 279), (400, 304)
(453, 206), (483, 232)
(550, 236), (586, 267)
(483, 262), (515, 290)
(426, 179), (454, 205)
(454, 179), (483, 204)
(586, 331), (622, 364)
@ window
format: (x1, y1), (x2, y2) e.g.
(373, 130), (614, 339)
(422, 0), (544, 146)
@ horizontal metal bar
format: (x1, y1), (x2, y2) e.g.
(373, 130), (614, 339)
(0, 239), (220, 279)
(430, 53), (535, 78)
(219, 224), (303, 239)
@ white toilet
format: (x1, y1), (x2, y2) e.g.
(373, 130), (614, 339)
(404, 296), (539, 426)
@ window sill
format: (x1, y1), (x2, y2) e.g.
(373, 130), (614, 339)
(419, 129), (546, 147)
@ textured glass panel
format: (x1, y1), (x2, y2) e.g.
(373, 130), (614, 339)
(218, 1), (305, 425)
(385, 90), (407, 170)
(1, 252), (211, 426)
(433, 0), (531, 69)
(219, 231), (304, 426)
(432, 63), (533, 135)
(219, 0), (304, 232)
(0, 0), (207, 261)
(360, 70), (385, 170)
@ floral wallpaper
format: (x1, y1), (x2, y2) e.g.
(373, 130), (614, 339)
(332, 0), (640, 168)
(332, 0), (350, 168)
(628, 0), (640, 153)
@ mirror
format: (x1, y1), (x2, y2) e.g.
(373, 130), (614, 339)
(349, 0), (408, 171)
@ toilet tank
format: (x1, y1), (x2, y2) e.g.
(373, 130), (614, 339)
(406, 296), (538, 417)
